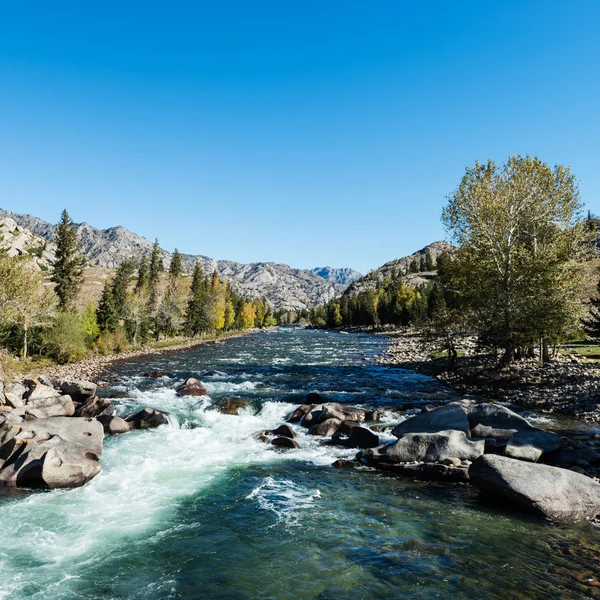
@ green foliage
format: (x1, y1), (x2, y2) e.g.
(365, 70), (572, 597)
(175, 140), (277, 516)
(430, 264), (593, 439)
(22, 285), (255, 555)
(441, 155), (592, 364)
(43, 311), (87, 363)
(95, 329), (130, 355)
(50, 209), (85, 310)
(81, 302), (100, 345)
(169, 249), (183, 280)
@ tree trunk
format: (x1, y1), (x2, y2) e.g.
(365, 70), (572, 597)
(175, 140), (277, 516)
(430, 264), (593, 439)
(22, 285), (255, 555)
(542, 335), (550, 364)
(23, 324), (28, 359)
(500, 342), (514, 368)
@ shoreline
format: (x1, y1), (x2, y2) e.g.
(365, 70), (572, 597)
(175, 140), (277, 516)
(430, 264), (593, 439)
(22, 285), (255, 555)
(374, 329), (600, 422)
(30, 329), (266, 383)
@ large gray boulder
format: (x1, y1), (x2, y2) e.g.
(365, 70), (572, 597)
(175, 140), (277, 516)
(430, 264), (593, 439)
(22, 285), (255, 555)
(74, 396), (114, 419)
(0, 416), (103, 489)
(392, 404), (470, 437)
(470, 454), (600, 523)
(125, 407), (169, 429)
(370, 430), (484, 464)
(52, 378), (97, 403)
(467, 403), (531, 431)
(22, 381), (75, 418)
(504, 429), (561, 462)
(176, 378), (209, 397)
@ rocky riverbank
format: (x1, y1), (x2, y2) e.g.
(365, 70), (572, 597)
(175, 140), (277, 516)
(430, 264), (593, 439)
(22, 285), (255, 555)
(375, 330), (600, 422)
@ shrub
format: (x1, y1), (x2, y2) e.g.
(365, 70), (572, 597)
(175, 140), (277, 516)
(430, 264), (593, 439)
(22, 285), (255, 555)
(43, 311), (88, 364)
(95, 329), (130, 355)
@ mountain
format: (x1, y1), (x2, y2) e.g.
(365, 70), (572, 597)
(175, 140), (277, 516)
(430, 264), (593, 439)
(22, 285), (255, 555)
(0, 217), (57, 270)
(311, 266), (362, 287)
(344, 241), (455, 296)
(0, 209), (338, 310)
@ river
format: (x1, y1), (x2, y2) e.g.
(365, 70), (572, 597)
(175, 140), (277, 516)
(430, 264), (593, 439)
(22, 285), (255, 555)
(0, 328), (599, 599)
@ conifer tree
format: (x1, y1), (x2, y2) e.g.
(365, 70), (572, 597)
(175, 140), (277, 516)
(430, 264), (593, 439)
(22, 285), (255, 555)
(425, 250), (434, 271)
(51, 209), (85, 310)
(134, 255), (150, 293)
(419, 255), (427, 272)
(409, 258), (419, 273)
(169, 249), (183, 280)
(148, 239), (162, 310)
(97, 281), (118, 332)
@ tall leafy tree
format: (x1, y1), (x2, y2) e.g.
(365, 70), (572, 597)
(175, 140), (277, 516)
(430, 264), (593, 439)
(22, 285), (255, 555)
(0, 255), (55, 357)
(51, 209), (85, 310)
(442, 155), (591, 365)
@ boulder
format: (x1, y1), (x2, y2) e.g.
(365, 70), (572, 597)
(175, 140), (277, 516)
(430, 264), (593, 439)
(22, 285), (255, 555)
(286, 404), (313, 423)
(372, 461), (470, 483)
(53, 379), (97, 403)
(300, 405), (325, 427)
(74, 396), (114, 419)
(144, 371), (172, 379)
(271, 437), (299, 449)
(0, 416), (103, 489)
(333, 425), (379, 449)
(469, 454), (600, 523)
(309, 418), (343, 437)
(269, 424), (296, 439)
(504, 429), (561, 462)
(176, 378), (209, 397)
(471, 423), (517, 440)
(391, 404), (470, 437)
(4, 382), (26, 400)
(97, 415), (131, 435)
(367, 430), (484, 464)
(24, 386), (75, 418)
(467, 404), (531, 432)
(217, 398), (252, 415)
(4, 392), (24, 409)
(125, 407), (169, 429)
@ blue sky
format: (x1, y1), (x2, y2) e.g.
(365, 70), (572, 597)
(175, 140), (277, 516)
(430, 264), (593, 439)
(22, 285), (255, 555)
(0, 1), (598, 273)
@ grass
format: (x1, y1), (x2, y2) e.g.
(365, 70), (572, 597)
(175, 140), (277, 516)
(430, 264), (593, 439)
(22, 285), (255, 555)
(559, 342), (600, 360)
(0, 353), (57, 379)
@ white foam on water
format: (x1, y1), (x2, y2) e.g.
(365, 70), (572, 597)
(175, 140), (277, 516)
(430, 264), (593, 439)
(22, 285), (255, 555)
(0, 391), (356, 598)
(246, 476), (321, 528)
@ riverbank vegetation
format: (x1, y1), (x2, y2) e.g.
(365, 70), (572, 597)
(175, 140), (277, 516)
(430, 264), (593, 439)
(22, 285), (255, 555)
(313, 155), (600, 367)
(0, 210), (276, 370)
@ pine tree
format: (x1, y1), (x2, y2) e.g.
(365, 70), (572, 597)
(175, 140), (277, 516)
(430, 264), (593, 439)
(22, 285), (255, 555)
(97, 281), (118, 332)
(134, 256), (150, 293)
(419, 255), (427, 272)
(409, 258), (419, 273)
(148, 239), (162, 310)
(51, 209), (85, 310)
(425, 250), (434, 271)
(169, 249), (183, 280)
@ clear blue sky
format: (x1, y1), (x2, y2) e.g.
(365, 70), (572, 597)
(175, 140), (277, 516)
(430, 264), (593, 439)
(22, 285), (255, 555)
(0, 1), (598, 273)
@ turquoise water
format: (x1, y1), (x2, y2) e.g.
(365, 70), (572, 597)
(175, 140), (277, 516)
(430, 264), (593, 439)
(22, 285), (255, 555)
(1, 328), (599, 599)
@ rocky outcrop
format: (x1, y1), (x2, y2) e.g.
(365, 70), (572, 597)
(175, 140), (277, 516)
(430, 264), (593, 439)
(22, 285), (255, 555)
(125, 407), (170, 429)
(0, 415), (103, 489)
(469, 455), (600, 523)
(0, 217), (56, 271)
(392, 403), (470, 437)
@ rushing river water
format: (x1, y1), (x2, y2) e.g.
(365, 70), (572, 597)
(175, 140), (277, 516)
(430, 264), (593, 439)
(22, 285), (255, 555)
(1, 328), (600, 600)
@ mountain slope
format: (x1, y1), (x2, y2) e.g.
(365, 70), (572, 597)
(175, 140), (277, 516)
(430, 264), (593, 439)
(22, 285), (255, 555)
(0, 209), (337, 310)
(311, 266), (362, 286)
(344, 241), (455, 296)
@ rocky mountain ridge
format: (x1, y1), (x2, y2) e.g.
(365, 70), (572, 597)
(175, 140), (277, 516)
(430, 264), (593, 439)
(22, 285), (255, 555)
(0, 217), (57, 270)
(0, 209), (338, 310)
(344, 241), (455, 296)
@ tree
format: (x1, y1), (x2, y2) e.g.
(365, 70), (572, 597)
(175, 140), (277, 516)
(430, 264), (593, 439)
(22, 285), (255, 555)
(126, 288), (150, 345)
(97, 280), (118, 332)
(442, 155), (591, 365)
(425, 250), (434, 271)
(409, 258), (419, 273)
(134, 256), (150, 293)
(81, 301), (100, 345)
(0, 255), (55, 357)
(44, 311), (87, 363)
(51, 209), (85, 310)
(419, 255), (426, 272)
(148, 239), (163, 311)
(169, 249), (183, 280)
(581, 280), (600, 338)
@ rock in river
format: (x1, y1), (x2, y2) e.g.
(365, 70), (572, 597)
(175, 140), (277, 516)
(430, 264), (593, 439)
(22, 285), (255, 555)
(469, 454), (600, 523)
(125, 407), (170, 429)
(177, 378), (209, 397)
(391, 403), (470, 437)
(0, 415), (103, 489)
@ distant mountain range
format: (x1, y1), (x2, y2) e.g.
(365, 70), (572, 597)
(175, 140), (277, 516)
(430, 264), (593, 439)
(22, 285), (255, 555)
(310, 266), (362, 286)
(0, 209), (354, 310)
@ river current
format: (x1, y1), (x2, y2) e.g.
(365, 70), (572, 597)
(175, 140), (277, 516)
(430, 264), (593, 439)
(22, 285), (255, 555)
(1, 328), (599, 599)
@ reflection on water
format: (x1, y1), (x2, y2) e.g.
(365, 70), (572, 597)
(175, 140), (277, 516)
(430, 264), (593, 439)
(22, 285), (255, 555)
(0, 328), (598, 599)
